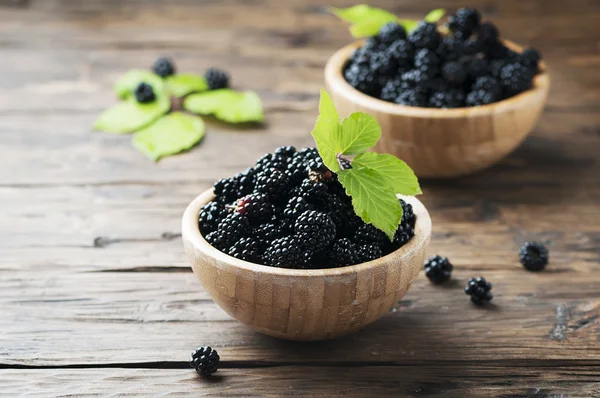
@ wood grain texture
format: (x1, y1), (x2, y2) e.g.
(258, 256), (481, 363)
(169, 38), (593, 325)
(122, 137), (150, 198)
(183, 190), (431, 341)
(0, 0), (599, 395)
(325, 40), (550, 178)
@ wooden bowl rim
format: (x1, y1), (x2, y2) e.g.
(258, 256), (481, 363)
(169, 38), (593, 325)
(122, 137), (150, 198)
(182, 188), (432, 277)
(324, 39), (550, 118)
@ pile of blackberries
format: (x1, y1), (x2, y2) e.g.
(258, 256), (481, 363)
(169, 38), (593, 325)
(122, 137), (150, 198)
(344, 7), (543, 108)
(198, 147), (416, 269)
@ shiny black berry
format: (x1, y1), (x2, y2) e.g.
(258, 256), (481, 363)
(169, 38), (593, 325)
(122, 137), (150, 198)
(519, 48), (541, 70)
(499, 62), (535, 96)
(205, 68), (229, 90)
(228, 237), (263, 263)
(213, 177), (238, 204)
(152, 57), (175, 78)
(234, 193), (274, 225)
(353, 223), (388, 248)
(519, 242), (549, 271)
(329, 238), (358, 267)
(465, 277), (493, 305)
(134, 82), (156, 103)
(191, 346), (219, 376)
(396, 89), (427, 107)
(199, 201), (228, 234)
(408, 21), (441, 50)
(429, 89), (465, 108)
(424, 255), (453, 284)
(377, 22), (407, 44)
(255, 168), (290, 201)
(357, 244), (383, 263)
(295, 210), (336, 252)
(442, 61), (467, 86)
(263, 236), (306, 268)
(466, 89), (499, 106)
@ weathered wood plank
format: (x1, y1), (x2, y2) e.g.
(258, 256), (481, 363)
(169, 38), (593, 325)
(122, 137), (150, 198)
(1, 366), (598, 397)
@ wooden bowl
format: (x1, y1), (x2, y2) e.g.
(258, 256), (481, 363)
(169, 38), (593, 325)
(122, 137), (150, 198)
(182, 189), (432, 341)
(325, 40), (550, 178)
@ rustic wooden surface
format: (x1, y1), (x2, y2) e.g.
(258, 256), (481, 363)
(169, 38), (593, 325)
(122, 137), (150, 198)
(1, 0), (599, 396)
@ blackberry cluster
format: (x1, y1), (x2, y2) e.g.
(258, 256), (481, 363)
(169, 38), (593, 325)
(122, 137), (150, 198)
(464, 277), (493, 305)
(519, 241), (549, 271)
(190, 346), (220, 376)
(344, 7), (543, 108)
(134, 82), (156, 103)
(198, 147), (417, 269)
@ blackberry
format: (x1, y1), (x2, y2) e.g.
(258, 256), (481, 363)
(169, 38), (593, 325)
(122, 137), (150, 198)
(234, 168), (255, 197)
(199, 201), (227, 234)
(286, 156), (309, 185)
(274, 145), (297, 158)
(489, 59), (508, 78)
(462, 38), (481, 56)
(391, 223), (415, 251)
(465, 277), (493, 305)
(228, 237), (263, 263)
(408, 21), (441, 50)
(300, 178), (329, 203)
(519, 48), (541, 70)
(212, 212), (250, 249)
(519, 242), (549, 271)
(395, 89), (427, 107)
(454, 7), (481, 33)
(429, 89), (465, 108)
(307, 159), (333, 181)
(377, 22), (407, 44)
(467, 58), (489, 80)
(190, 346), (219, 376)
(436, 36), (464, 62)
(401, 69), (430, 90)
(487, 42), (518, 61)
(357, 244), (383, 263)
(134, 82), (156, 103)
(329, 238), (358, 267)
(499, 62), (535, 96)
(400, 198), (415, 227)
(386, 39), (414, 69)
(213, 177), (238, 204)
(369, 50), (396, 78)
(424, 255), (453, 284)
(472, 76), (501, 97)
(353, 223), (388, 248)
(442, 61), (467, 86)
(294, 210), (336, 252)
(283, 196), (314, 222)
(205, 68), (229, 90)
(234, 193), (274, 225)
(466, 89), (499, 106)
(152, 57), (175, 78)
(380, 78), (406, 102)
(255, 153), (288, 173)
(254, 168), (289, 201)
(344, 62), (380, 96)
(477, 22), (499, 46)
(263, 236), (306, 268)
(296, 147), (320, 160)
(338, 157), (352, 170)
(414, 48), (441, 76)
(254, 222), (285, 243)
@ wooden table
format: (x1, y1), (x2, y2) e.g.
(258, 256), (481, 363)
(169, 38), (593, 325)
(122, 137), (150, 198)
(1, 0), (599, 396)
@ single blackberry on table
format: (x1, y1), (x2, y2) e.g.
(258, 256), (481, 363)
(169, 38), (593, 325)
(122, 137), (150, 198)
(466, 89), (500, 106)
(234, 193), (274, 225)
(329, 238), (358, 267)
(465, 277), (493, 305)
(386, 39), (414, 69)
(414, 48), (441, 76)
(213, 177), (238, 204)
(472, 76), (501, 97)
(519, 48), (542, 70)
(254, 222), (285, 243)
(283, 196), (315, 222)
(429, 89), (465, 108)
(408, 21), (441, 50)
(442, 61), (467, 86)
(436, 36), (464, 62)
(344, 62), (381, 97)
(353, 223), (388, 248)
(395, 89), (428, 107)
(467, 58), (489, 80)
(377, 22), (407, 44)
(134, 82), (156, 103)
(357, 244), (383, 263)
(190, 346), (219, 376)
(152, 57), (175, 78)
(254, 168), (290, 201)
(499, 62), (535, 96)
(205, 68), (229, 90)
(263, 236), (306, 268)
(213, 212), (251, 249)
(228, 237), (263, 263)
(274, 145), (297, 158)
(424, 255), (453, 284)
(234, 168), (255, 197)
(294, 210), (336, 252)
(519, 241), (549, 271)
(199, 201), (228, 234)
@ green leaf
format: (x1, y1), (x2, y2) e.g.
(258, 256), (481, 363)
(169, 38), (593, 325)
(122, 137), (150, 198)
(398, 19), (419, 33)
(166, 73), (208, 97)
(338, 168), (403, 240)
(425, 8), (445, 23)
(114, 70), (164, 99)
(311, 89), (341, 172)
(339, 113), (381, 155)
(93, 95), (170, 134)
(352, 152), (422, 195)
(349, 17), (396, 38)
(329, 5), (395, 23)
(184, 89), (264, 123)
(132, 112), (205, 161)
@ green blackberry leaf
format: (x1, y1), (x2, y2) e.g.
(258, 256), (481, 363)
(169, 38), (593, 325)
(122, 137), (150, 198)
(339, 112), (380, 155)
(352, 152), (422, 195)
(114, 70), (163, 99)
(329, 5), (395, 24)
(93, 94), (170, 134)
(311, 89), (341, 172)
(425, 8), (445, 23)
(132, 112), (205, 161)
(338, 168), (403, 240)
(184, 89), (264, 123)
(166, 73), (208, 97)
